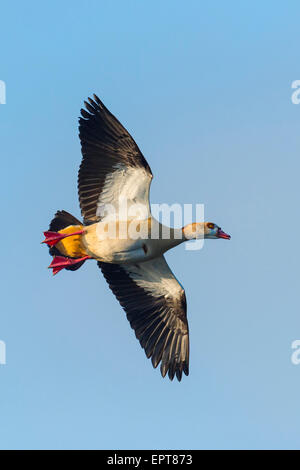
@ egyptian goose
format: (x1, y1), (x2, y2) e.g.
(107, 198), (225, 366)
(42, 95), (230, 381)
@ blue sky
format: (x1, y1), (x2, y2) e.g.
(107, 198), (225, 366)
(1, 0), (300, 450)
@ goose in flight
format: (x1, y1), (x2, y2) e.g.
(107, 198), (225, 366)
(42, 94), (230, 381)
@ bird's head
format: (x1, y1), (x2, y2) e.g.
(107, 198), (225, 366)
(204, 222), (231, 239)
(183, 222), (231, 240)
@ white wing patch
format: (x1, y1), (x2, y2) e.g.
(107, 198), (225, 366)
(124, 257), (184, 301)
(96, 164), (152, 221)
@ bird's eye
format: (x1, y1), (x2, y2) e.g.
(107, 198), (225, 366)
(207, 223), (214, 229)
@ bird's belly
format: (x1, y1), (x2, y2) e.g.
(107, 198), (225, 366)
(81, 219), (174, 264)
(102, 240), (148, 263)
(82, 227), (148, 263)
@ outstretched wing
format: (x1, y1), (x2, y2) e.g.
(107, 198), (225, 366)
(98, 257), (189, 381)
(78, 94), (153, 224)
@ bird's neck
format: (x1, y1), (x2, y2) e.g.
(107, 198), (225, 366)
(182, 223), (205, 240)
(149, 221), (205, 251)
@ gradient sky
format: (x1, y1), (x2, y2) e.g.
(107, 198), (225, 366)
(1, 0), (300, 450)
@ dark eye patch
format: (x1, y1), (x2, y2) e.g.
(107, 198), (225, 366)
(207, 223), (214, 229)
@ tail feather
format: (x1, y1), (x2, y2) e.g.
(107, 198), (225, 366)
(49, 210), (82, 232)
(45, 210), (88, 273)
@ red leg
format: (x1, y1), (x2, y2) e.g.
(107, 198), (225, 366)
(42, 230), (85, 247)
(49, 255), (91, 275)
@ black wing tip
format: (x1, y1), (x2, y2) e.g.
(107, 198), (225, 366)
(79, 94), (104, 120)
(159, 361), (189, 382)
(137, 332), (189, 382)
(142, 334), (189, 382)
(80, 108), (90, 119)
(93, 93), (102, 105)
